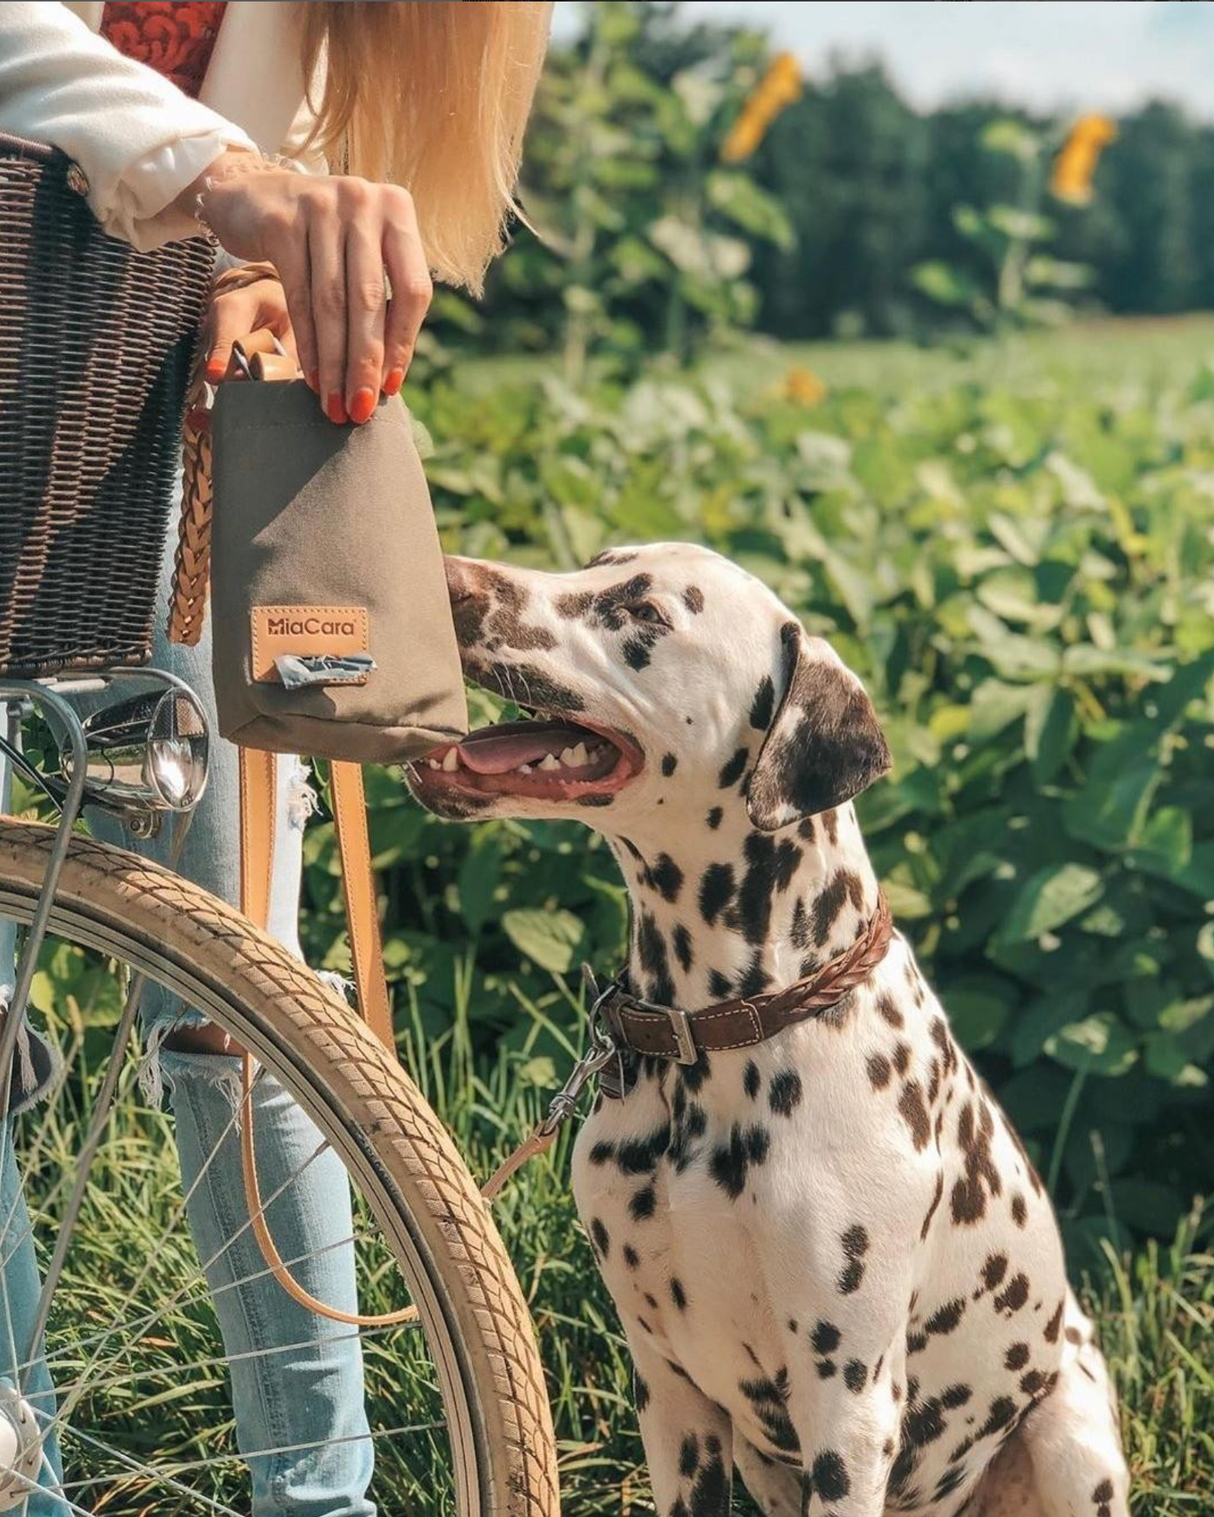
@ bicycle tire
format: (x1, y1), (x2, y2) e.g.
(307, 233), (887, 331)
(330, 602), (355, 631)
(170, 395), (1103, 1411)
(0, 818), (560, 1517)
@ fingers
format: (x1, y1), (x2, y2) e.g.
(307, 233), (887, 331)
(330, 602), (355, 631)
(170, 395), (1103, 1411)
(308, 204), (350, 422)
(343, 215), (387, 424)
(382, 195), (431, 396)
(205, 280), (295, 383)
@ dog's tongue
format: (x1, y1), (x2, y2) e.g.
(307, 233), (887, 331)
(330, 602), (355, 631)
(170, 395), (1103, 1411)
(456, 721), (592, 776)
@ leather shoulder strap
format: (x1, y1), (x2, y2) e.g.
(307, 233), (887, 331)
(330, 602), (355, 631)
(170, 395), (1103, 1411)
(330, 759), (395, 1052)
(238, 746), (276, 927)
(238, 747), (394, 1053)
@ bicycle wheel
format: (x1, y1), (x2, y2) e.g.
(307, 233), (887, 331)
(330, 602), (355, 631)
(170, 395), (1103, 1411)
(0, 819), (559, 1516)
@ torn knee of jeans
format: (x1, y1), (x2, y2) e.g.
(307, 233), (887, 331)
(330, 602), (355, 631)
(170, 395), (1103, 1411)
(142, 1017), (239, 1108)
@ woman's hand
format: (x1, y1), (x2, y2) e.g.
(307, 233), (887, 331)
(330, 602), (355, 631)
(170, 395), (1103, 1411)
(178, 151), (433, 423)
(203, 265), (296, 384)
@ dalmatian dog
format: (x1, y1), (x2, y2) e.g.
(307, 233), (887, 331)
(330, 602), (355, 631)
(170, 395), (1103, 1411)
(407, 544), (1130, 1517)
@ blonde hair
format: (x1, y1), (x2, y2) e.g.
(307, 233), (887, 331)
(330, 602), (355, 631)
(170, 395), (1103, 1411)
(299, 1), (552, 295)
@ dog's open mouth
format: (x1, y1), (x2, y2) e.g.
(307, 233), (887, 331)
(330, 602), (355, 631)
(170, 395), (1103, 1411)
(409, 715), (641, 803)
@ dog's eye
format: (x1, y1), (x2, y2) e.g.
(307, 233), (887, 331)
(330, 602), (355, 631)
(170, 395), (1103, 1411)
(628, 601), (669, 627)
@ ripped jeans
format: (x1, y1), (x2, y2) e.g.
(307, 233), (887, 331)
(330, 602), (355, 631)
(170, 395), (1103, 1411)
(0, 543), (375, 1516)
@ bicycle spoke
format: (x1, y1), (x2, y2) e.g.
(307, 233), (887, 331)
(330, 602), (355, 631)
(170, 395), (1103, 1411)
(25, 972), (144, 1361)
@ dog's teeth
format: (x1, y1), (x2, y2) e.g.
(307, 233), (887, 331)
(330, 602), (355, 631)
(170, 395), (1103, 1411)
(570, 742), (590, 767)
(427, 758), (440, 770)
(538, 753), (561, 771)
(441, 748), (460, 772)
(519, 763), (532, 774)
(559, 746), (577, 766)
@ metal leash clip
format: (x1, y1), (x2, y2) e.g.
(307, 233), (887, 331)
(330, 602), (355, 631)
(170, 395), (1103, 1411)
(535, 966), (621, 1137)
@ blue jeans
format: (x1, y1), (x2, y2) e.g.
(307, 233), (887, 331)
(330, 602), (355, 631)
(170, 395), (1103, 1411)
(0, 543), (375, 1515)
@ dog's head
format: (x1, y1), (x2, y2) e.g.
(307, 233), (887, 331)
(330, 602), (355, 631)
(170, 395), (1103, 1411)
(407, 545), (890, 837)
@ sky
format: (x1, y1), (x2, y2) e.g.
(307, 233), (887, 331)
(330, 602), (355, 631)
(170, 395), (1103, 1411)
(555, 2), (1214, 121)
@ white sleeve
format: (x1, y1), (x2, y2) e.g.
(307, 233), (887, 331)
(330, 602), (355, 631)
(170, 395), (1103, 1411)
(0, 1), (256, 249)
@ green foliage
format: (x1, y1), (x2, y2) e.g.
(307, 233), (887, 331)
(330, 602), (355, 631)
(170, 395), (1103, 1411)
(467, 1), (792, 379)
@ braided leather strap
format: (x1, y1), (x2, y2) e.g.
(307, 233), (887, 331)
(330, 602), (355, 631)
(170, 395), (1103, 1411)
(167, 261), (281, 645)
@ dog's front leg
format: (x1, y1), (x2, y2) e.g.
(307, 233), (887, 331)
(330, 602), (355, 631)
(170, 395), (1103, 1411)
(769, 1219), (914, 1515)
(630, 1334), (734, 1517)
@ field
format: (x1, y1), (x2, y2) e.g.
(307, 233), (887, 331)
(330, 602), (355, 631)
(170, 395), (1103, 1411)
(27, 318), (1214, 1511)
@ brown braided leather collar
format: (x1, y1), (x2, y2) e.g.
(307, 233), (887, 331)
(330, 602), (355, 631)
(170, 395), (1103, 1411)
(598, 893), (894, 1064)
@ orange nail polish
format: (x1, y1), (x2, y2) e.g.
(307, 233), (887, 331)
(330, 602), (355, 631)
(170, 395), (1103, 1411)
(205, 357), (226, 382)
(383, 367), (405, 397)
(325, 390), (348, 424)
(348, 387), (376, 425)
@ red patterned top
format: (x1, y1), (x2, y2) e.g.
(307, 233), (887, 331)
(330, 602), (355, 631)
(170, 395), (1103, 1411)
(101, 2), (228, 100)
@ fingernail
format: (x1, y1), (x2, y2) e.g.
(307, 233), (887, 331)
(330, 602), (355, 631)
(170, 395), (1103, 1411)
(348, 387), (376, 425)
(325, 390), (348, 424)
(205, 357), (226, 382)
(307, 368), (319, 392)
(383, 368), (405, 397)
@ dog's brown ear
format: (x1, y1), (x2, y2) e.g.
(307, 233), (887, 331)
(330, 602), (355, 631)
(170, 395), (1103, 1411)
(746, 622), (891, 832)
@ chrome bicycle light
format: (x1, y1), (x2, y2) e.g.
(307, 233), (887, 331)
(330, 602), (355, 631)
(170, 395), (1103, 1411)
(73, 686), (210, 813)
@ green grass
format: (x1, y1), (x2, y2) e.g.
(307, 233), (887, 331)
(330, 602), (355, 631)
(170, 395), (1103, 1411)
(452, 311), (1214, 401)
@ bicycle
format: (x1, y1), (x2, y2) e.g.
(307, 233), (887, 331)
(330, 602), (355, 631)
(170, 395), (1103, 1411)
(0, 133), (559, 1516)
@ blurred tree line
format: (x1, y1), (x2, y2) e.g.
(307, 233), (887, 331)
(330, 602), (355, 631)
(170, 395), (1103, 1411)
(438, 2), (1214, 359)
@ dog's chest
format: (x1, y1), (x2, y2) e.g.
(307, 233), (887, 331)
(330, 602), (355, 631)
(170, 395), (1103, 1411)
(571, 958), (1070, 1507)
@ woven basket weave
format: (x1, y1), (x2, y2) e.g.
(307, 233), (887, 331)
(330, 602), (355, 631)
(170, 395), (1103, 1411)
(0, 132), (213, 678)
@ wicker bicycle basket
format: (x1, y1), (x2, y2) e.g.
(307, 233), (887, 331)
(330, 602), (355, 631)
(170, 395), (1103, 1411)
(0, 132), (213, 678)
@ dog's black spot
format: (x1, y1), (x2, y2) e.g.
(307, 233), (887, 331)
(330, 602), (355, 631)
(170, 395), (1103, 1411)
(750, 676), (776, 732)
(810, 868), (865, 948)
(738, 952), (771, 999)
(719, 747), (748, 788)
(951, 1097), (1003, 1225)
(735, 831), (802, 947)
(1011, 1192), (1028, 1228)
(876, 992), (904, 1029)
(926, 1297), (966, 1337)
(739, 1368), (799, 1456)
(617, 1125), (671, 1176)
(592, 573), (654, 630)
(994, 1273), (1030, 1316)
(623, 1244), (640, 1269)
(671, 1277), (688, 1311)
(661, 752), (678, 777)
(587, 549), (639, 569)
(811, 1320), (840, 1354)
(769, 1070), (803, 1117)
(744, 1061), (761, 1100)
(844, 1359), (867, 1393)
(1044, 1298), (1065, 1343)
(709, 1123), (769, 1199)
(816, 1357), (837, 1379)
(634, 1370), (650, 1412)
(867, 1052), (893, 1089)
(554, 590), (595, 620)
(683, 586), (705, 614)
(630, 1185), (657, 1221)
(679, 1433), (699, 1479)
(892, 1041), (911, 1077)
(647, 853), (684, 904)
(809, 1450), (849, 1502)
(1005, 1342), (1030, 1371)
(699, 863), (735, 926)
(590, 1218), (609, 1258)
(672, 923), (694, 973)
(638, 911), (675, 1005)
(623, 634), (655, 671)
(920, 1172), (944, 1239)
(898, 1080), (932, 1151)
(707, 969), (733, 998)
(977, 1395), (1020, 1440)
(706, 806), (723, 830)
(980, 1253), (1008, 1293)
(589, 1140), (615, 1166)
